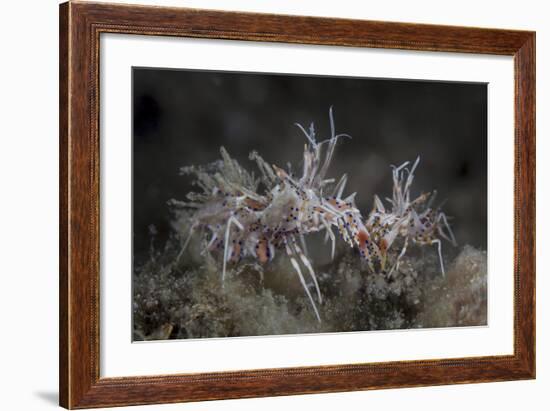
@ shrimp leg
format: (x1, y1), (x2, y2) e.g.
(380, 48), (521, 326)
(175, 222), (197, 264)
(388, 237), (408, 278)
(222, 215), (243, 284)
(431, 238), (445, 277)
(292, 238), (322, 304)
(320, 215), (336, 260)
(285, 241), (321, 323)
(438, 213), (457, 246)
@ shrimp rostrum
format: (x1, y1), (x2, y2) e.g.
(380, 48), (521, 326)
(169, 108), (456, 322)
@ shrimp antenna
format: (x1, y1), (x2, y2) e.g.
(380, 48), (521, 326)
(294, 122), (317, 147)
(329, 106), (335, 139)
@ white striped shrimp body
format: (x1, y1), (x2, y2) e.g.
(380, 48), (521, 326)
(171, 108), (457, 322)
(370, 157), (457, 278)
(172, 108), (354, 322)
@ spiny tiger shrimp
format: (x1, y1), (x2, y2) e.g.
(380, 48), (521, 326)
(365, 157), (457, 278)
(169, 108), (456, 322)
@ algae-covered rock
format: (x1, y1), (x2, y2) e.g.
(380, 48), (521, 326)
(415, 245), (487, 328)
(133, 237), (487, 340)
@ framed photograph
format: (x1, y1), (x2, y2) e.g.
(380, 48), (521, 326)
(59, 1), (535, 408)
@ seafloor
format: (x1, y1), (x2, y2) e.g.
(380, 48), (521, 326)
(133, 230), (487, 341)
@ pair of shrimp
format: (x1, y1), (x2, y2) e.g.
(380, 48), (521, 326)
(170, 108), (455, 321)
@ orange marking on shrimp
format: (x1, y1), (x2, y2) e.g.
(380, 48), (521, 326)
(326, 215), (336, 223)
(244, 198), (266, 211)
(256, 239), (269, 264)
(357, 230), (370, 249)
(231, 242), (242, 262)
(272, 165), (288, 180)
(327, 198), (352, 211)
(379, 238), (389, 253)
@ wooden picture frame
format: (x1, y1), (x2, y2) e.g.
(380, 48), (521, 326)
(59, 1), (535, 408)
